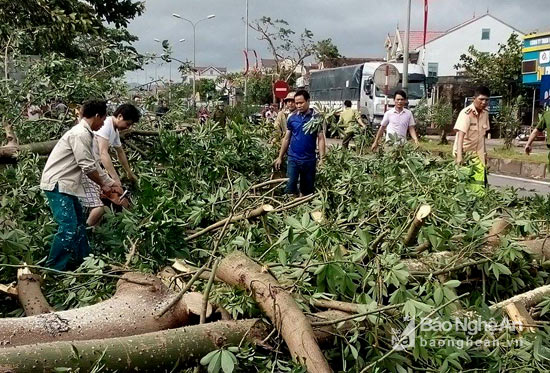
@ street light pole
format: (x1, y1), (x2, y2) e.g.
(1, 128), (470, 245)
(244, 0), (249, 104)
(402, 0), (412, 94)
(155, 38), (186, 104)
(173, 13), (216, 107)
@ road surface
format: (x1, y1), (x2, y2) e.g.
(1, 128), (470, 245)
(489, 174), (550, 197)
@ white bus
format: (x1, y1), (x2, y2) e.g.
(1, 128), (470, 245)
(310, 62), (426, 125)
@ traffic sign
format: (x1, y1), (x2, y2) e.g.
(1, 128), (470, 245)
(373, 63), (400, 94)
(273, 80), (290, 99)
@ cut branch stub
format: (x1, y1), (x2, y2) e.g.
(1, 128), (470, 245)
(403, 204), (431, 247)
(217, 251), (332, 373)
(16, 266), (53, 316)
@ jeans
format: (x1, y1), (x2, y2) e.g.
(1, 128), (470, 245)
(44, 186), (90, 270)
(285, 158), (317, 195)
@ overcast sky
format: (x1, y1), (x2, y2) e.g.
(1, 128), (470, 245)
(125, 0), (549, 83)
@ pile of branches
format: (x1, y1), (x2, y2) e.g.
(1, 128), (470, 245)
(1, 119), (550, 372)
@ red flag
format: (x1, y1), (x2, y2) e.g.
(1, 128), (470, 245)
(423, 0), (429, 46)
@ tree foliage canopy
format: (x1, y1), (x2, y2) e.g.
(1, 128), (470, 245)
(454, 33), (523, 103)
(0, 0), (144, 56)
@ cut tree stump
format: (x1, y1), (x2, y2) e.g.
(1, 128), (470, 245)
(403, 204), (431, 246)
(0, 273), (197, 348)
(217, 251), (332, 373)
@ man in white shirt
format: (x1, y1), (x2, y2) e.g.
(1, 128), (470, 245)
(80, 104), (141, 226)
(371, 90), (419, 150)
(41, 100), (122, 270)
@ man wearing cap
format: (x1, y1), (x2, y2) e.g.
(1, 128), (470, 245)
(453, 86), (491, 195)
(338, 100), (368, 149)
(273, 92), (296, 146)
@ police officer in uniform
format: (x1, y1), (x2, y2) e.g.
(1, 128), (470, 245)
(453, 86), (491, 195)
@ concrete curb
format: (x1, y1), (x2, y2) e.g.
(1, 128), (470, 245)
(488, 157), (548, 180)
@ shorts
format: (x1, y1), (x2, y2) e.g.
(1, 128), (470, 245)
(79, 174), (103, 208)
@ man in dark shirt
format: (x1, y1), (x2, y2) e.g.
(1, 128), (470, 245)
(273, 90), (326, 195)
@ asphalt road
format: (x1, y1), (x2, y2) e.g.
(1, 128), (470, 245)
(488, 174), (550, 197)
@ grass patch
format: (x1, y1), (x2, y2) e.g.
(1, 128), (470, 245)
(419, 140), (548, 164)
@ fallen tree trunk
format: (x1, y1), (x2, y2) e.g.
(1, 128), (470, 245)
(185, 204), (274, 241)
(0, 140), (58, 159)
(217, 251), (331, 373)
(414, 218), (510, 255)
(0, 128), (192, 160)
(518, 238), (550, 261)
(0, 273), (197, 348)
(0, 311), (350, 373)
(16, 267), (52, 316)
(490, 284), (550, 311)
(405, 218), (514, 273)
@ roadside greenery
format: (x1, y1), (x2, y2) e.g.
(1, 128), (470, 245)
(2, 118), (550, 371)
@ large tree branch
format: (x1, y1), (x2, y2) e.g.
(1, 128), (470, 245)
(0, 273), (197, 348)
(217, 251), (332, 373)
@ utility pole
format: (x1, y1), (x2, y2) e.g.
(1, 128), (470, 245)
(244, 0), (249, 104)
(402, 0), (411, 94)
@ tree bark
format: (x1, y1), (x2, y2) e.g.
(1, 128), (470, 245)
(217, 251), (332, 373)
(0, 311), (351, 373)
(185, 204), (274, 241)
(518, 238), (550, 261)
(16, 267), (52, 316)
(490, 284), (550, 311)
(0, 273), (194, 348)
(0, 128), (191, 160)
(0, 319), (269, 372)
(0, 140), (58, 159)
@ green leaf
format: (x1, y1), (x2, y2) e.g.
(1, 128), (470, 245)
(434, 287), (443, 305)
(220, 350), (236, 373)
(444, 280), (461, 288)
(200, 350), (220, 366)
(207, 351), (222, 373)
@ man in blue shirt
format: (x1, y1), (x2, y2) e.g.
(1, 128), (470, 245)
(274, 90), (326, 195)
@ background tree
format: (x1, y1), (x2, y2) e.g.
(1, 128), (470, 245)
(0, 0), (144, 56)
(430, 99), (454, 144)
(454, 33), (523, 104)
(496, 96), (524, 149)
(0, 0), (145, 146)
(222, 71), (273, 105)
(248, 17), (314, 82)
(314, 38), (342, 67)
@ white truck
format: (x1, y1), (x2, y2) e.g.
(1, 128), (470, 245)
(309, 62), (427, 125)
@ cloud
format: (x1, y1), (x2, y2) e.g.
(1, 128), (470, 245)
(125, 0), (548, 83)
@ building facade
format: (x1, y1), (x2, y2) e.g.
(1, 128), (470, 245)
(386, 13), (524, 77)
